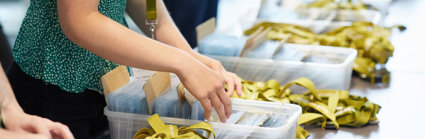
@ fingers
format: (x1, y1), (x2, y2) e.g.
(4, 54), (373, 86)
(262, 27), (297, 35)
(206, 60), (241, 97)
(199, 98), (212, 121)
(48, 122), (74, 139)
(209, 92), (227, 123)
(234, 75), (243, 96)
(209, 60), (223, 72)
(26, 116), (74, 139)
(27, 117), (52, 139)
(217, 88), (232, 119)
(226, 72), (242, 96)
(0, 129), (48, 139)
(225, 77), (235, 97)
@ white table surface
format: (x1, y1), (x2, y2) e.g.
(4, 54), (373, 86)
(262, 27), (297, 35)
(304, 0), (425, 138)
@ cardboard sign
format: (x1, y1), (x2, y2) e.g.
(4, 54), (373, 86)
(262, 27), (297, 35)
(177, 83), (185, 103)
(101, 65), (130, 96)
(143, 72), (171, 113)
(177, 83), (197, 106)
(196, 18), (216, 46)
(249, 27), (272, 51)
(238, 26), (269, 57)
(270, 34), (291, 59)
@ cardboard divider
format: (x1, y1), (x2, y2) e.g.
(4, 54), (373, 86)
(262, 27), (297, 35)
(238, 26), (266, 57)
(101, 65), (130, 101)
(196, 18), (216, 46)
(247, 27), (272, 53)
(270, 34), (291, 59)
(177, 83), (197, 106)
(143, 72), (171, 114)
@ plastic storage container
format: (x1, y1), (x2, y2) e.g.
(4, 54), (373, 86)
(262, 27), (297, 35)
(253, 18), (353, 34)
(258, 0), (382, 26)
(207, 44), (357, 90)
(105, 99), (302, 139)
(294, 9), (382, 24)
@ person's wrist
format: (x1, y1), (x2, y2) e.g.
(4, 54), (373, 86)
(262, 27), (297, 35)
(196, 54), (222, 71)
(1, 100), (24, 128)
(190, 52), (207, 63)
(172, 51), (196, 76)
(1, 98), (22, 113)
(184, 48), (198, 58)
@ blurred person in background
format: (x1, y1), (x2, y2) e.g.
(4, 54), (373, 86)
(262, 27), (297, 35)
(163, 0), (219, 48)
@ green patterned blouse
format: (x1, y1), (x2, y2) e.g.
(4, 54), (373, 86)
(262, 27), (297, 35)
(13, 0), (128, 93)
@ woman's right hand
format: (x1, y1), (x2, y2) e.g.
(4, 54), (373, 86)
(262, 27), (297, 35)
(176, 61), (232, 123)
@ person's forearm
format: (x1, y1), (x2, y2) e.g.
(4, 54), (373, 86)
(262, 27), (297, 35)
(57, 0), (198, 74)
(126, 0), (197, 56)
(0, 64), (22, 113)
(155, 0), (194, 52)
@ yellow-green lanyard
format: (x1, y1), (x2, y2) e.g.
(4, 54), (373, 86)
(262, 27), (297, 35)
(231, 77), (381, 139)
(146, 0), (157, 39)
(133, 114), (216, 139)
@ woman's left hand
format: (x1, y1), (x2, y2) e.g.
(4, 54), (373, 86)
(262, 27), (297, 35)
(193, 53), (243, 97)
(1, 104), (74, 139)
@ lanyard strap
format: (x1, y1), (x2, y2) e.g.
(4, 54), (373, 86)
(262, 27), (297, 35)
(244, 21), (405, 84)
(232, 77), (381, 139)
(133, 114), (216, 139)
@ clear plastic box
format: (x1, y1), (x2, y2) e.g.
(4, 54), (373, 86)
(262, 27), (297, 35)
(252, 18), (353, 34)
(105, 99), (302, 139)
(300, 1), (382, 23)
(208, 44), (357, 90)
(294, 9), (382, 24)
(258, 0), (382, 26)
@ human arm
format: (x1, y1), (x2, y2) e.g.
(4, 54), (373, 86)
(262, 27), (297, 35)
(57, 0), (231, 122)
(125, 0), (242, 96)
(0, 64), (74, 139)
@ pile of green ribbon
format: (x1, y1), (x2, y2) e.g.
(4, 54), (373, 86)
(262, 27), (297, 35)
(133, 114), (216, 139)
(231, 77), (381, 139)
(244, 21), (405, 84)
(299, 0), (377, 10)
(244, 22), (318, 45)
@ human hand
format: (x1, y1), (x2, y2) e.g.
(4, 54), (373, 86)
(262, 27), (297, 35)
(193, 53), (242, 97)
(176, 59), (232, 123)
(0, 128), (51, 139)
(1, 104), (74, 139)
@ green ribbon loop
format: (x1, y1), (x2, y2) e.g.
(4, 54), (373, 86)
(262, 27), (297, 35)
(134, 114), (216, 139)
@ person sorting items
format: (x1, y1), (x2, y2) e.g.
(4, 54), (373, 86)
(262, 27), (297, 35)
(6, 0), (242, 138)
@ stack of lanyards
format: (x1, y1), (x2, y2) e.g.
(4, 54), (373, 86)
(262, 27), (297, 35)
(231, 78), (381, 139)
(146, 0), (157, 40)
